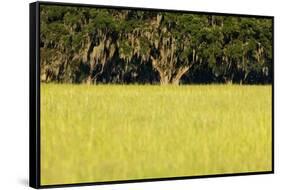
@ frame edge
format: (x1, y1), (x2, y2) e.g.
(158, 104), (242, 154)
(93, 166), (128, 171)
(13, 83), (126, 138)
(29, 1), (41, 189)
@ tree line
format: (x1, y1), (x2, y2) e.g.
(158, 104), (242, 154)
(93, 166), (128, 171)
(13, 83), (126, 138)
(40, 5), (273, 85)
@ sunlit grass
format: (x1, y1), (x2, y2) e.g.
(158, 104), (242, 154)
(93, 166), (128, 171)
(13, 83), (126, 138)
(41, 84), (272, 185)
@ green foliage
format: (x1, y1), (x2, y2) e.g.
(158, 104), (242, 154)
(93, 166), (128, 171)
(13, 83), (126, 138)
(40, 5), (273, 85)
(139, 37), (150, 55)
(72, 33), (84, 51)
(119, 40), (133, 58)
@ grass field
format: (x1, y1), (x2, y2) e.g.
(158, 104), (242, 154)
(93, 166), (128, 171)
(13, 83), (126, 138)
(41, 84), (272, 185)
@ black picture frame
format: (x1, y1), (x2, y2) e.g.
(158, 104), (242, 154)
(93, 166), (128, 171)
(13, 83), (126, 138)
(29, 1), (274, 188)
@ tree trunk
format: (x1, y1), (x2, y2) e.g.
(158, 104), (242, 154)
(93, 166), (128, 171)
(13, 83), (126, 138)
(171, 66), (190, 85)
(158, 66), (191, 85)
(151, 56), (192, 85)
(171, 79), (180, 85)
(86, 75), (93, 84)
(159, 72), (171, 85)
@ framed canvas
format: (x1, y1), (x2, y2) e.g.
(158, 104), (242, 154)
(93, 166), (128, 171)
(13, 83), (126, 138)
(29, 1), (274, 188)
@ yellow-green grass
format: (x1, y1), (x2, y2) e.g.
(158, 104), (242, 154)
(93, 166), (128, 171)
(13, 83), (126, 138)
(41, 84), (272, 185)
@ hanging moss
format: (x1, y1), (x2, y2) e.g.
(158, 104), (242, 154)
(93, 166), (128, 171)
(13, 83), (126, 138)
(40, 5), (273, 85)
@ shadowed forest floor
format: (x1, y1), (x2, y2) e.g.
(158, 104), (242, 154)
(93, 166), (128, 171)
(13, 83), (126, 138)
(40, 84), (272, 185)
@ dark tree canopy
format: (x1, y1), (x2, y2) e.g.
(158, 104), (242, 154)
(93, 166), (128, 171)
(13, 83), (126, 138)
(40, 5), (273, 85)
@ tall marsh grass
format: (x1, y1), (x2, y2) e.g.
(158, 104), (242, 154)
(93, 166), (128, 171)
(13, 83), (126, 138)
(41, 84), (272, 185)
